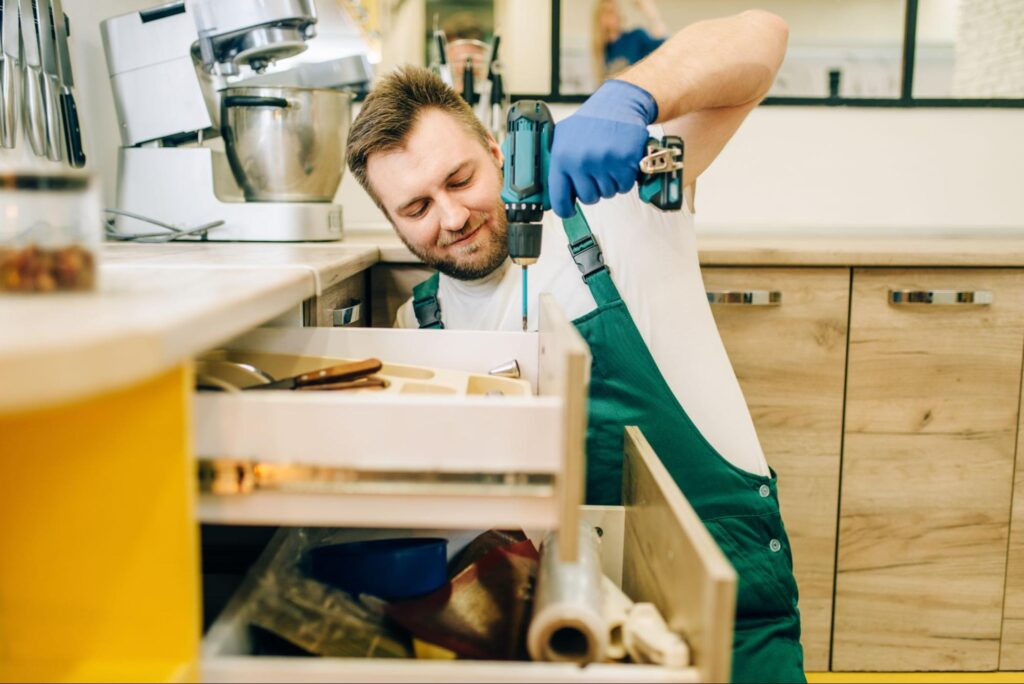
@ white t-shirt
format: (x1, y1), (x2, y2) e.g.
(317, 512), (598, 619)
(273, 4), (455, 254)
(397, 147), (770, 478)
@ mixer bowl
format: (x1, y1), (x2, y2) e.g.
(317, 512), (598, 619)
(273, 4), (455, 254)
(220, 86), (352, 202)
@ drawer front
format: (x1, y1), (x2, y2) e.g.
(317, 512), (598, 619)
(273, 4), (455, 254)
(304, 272), (368, 327)
(202, 427), (734, 683)
(833, 268), (1024, 671)
(197, 297), (588, 541)
(703, 266), (848, 671)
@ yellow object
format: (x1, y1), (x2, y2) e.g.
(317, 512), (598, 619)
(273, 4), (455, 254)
(413, 639), (457, 660)
(0, 366), (199, 683)
(809, 673), (1024, 683)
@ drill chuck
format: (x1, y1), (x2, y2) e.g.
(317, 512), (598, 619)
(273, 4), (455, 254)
(507, 222), (542, 266)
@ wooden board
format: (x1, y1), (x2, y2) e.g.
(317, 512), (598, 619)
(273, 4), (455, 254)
(538, 294), (592, 562)
(833, 268), (1024, 671)
(1000, 354), (1024, 670)
(703, 266), (849, 670)
(304, 271), (369, 327)
(369, 264), (436, 327)
(622, 426), (737, 684)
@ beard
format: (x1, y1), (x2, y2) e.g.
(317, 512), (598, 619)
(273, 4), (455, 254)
(398, 200), (510, 281)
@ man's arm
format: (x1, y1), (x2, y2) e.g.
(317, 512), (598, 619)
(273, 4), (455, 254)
(634, 0), (669, 40)
(546, 10), (787, 218)
(620, 10), (789, 186)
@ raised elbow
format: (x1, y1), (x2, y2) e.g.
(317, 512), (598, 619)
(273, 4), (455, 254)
(743, 9), (789, 41)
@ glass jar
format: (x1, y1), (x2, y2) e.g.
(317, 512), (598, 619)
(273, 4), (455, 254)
(0, 172), (101, 293)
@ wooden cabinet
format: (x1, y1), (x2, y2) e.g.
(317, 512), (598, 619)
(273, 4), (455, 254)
(303, 272), (369, 327)
(832, 268), (1024, 671)
(703, 267), (849, 671)
(202, 428), (737, 683)
(369, 264), (436, 327)
(1002, 381), (1024, 670)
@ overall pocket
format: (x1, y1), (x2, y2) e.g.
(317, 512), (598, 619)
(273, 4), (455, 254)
(704, 513), (800, 620)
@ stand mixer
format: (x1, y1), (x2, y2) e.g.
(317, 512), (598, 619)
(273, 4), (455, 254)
(101, 0), (371, 241)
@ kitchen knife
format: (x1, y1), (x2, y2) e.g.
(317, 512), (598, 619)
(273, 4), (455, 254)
(0, 0), (20, 147)
(246, 358), (384, 391)
(36, 0), (62, 161)
(18, 0), (45, 156)
(49, 0), (82, 167)
(294, 376), (389, 391)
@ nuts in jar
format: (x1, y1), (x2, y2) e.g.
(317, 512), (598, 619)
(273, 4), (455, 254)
(0, 244), (96, 292)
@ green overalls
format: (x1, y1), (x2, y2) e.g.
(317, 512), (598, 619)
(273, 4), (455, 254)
(412, 209), (805, 683)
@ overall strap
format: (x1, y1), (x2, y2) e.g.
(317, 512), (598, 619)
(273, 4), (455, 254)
(412, 272), (444, 329)
(562, 207), (621, 307)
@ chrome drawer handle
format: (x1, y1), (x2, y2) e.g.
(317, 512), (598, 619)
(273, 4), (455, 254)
(888, 290), (993, 305)
(330, 299), (362, 326)
(707, 290), (782, 306)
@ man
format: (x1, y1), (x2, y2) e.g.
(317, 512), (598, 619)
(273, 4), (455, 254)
(346, 10), (800, 683)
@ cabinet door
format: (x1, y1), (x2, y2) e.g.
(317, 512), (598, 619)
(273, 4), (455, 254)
(1003, 384), (1024, 670)
(369, 264), (436, 327)
(833, 268), (1024, 671)
(303, 272), (368, 327)
(703, 267), (849, 671)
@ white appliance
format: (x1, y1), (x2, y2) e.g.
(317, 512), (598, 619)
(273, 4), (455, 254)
(101, 0), (371, 242)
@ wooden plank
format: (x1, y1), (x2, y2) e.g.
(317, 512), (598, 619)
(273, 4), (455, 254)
(834, 268), (1024, 671)
(1000, 341), (1024, 670)
(304, 272), (368, 327)
(621, 426), (737, 684)
(695, 236), (1024, 268)
(703, 266), (848, 670)
(368, 264), (435, 327)
(539, 294), (591, 563)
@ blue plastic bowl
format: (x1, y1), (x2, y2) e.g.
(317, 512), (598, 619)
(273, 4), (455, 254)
(307, 537), (449, 601)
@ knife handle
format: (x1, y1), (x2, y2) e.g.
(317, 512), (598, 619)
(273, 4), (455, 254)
(41, 71), (62, 161)
(295, 358), (384, 387)
(59, 90), (84, 167)
(0, 56), (17, 148)
(22, 66), (47, 156)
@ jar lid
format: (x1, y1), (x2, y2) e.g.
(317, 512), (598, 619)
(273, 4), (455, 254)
(0, 172), (90, 191)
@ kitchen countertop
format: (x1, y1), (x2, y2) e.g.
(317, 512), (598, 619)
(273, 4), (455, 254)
(0, 243), (378, 413)
(347, 230), (1024, 267)
(7, 232), (1024, 413)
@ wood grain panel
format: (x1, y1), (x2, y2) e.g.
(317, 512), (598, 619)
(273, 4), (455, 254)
(369, 264), (436, 327)
(1001, 331), (1024, 670)
(833, 268), (1024, 671)
(702, 267), (849, 671)
(303, 272), (368, 327)
(623, 426), (737, 684)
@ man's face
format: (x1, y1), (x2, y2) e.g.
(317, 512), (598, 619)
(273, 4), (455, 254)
(367, 109), (508, 280)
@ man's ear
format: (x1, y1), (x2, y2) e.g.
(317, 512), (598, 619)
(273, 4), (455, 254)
(486, 132), (504, 167)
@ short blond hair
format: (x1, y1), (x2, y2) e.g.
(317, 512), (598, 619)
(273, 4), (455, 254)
(346, 66), (491, 213)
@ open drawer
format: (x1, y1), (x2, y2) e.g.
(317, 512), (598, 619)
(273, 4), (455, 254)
(195, 295), (591, 559)
(202, 427), (738, 683)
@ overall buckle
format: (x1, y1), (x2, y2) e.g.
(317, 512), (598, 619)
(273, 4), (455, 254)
(568, 235), (607, 283)
(413, 295), (444, 329)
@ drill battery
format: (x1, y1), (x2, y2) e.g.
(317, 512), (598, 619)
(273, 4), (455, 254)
(638, 136), (684, 211)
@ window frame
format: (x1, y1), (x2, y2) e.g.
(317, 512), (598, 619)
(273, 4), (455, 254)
(528, 0), (1024, 107)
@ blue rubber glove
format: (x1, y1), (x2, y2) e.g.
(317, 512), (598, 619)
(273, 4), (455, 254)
(548, 80), (659, 218)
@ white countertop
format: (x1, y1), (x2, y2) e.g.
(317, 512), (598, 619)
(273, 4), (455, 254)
(7, 232), (1024, 413)
(0, 243), (379, 413)
(348, 229), (1024, 267)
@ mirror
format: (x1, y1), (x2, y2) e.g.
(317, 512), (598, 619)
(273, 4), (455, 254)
(560, 0), (908, 98)
(914, 0), (1024, 98)
(367, 0), (550, 95)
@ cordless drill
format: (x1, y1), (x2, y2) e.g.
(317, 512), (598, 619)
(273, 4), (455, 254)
(500, 101), (685, 331)
(500, 100), (554, 331)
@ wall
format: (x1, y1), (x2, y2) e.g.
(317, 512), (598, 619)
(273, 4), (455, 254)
(6, 1), (1019, 237)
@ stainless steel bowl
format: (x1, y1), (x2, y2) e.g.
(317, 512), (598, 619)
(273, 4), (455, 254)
(220, 86), (351, 202)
